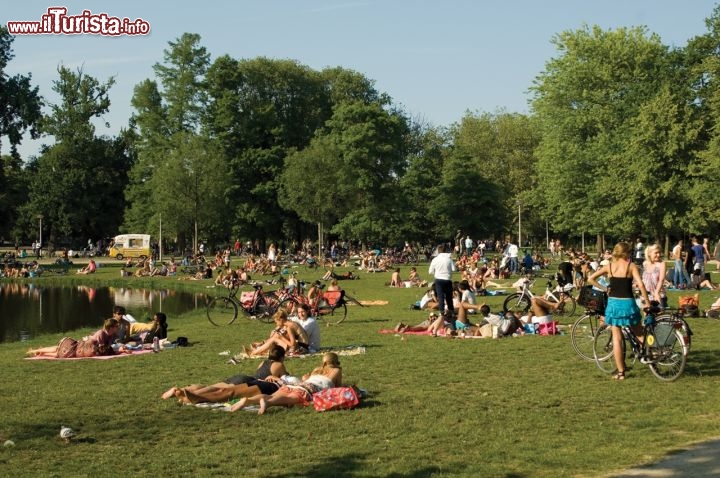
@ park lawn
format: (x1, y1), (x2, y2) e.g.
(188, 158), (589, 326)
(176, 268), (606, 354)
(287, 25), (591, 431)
(1, 260), (720, 477)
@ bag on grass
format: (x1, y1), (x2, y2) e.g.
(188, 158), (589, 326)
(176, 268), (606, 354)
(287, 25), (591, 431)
(56, 337), (78, 358)
(537, 321), (559, 336)
(312, 387), (359, 412)
(679, 294), (699, 317)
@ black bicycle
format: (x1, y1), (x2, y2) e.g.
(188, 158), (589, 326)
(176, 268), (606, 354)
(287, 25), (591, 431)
(592, 303), (691, 381)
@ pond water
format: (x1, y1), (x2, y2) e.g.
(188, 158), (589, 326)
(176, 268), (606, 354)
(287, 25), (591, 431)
(0, 283), (207, 343)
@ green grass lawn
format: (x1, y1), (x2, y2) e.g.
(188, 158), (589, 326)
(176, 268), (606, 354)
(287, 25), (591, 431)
(2, 260), (720, 477)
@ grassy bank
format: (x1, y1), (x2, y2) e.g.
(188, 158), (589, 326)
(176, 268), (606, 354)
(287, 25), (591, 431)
(1, 262), (720, 477)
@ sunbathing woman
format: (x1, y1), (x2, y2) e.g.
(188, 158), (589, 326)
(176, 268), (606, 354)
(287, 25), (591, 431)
(230, 352), (342, 414)
(246, 310), (310, 356)
(27, 318), (130, 358)
(161, 345), (289, 404)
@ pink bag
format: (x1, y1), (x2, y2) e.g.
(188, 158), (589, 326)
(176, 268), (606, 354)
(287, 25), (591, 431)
(537, 321), (559, 336)
(312, 387), (359, 412)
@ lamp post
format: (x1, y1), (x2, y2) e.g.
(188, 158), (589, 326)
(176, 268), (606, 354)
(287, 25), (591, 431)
(37, 214), (43, 257)
(517, 201), (522, 248)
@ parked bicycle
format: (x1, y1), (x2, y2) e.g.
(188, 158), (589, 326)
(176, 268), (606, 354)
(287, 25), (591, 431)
(571, 285), (608, 361)
(592, 302), (691, 381)
(206, 283), (286, 326)
(502, 275), (577, 316)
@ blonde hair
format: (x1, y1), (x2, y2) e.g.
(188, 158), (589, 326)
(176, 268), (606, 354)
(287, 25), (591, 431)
(611, 242), (631, 261)
(273, 309), (288, 322)
(322, 352), (340, 368)
(644, 244), (661, 262)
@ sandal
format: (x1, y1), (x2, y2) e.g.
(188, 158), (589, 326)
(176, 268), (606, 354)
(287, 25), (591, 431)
(611, 370), (625, 380)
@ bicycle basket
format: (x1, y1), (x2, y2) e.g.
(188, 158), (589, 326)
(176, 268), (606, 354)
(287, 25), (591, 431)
(578, 286), (607, 312)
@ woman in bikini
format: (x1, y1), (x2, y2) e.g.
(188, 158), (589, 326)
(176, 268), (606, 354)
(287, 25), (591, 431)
(587, 242), (650, 380)
(246, 310), (310, 357)
(230, 352), (342, 414)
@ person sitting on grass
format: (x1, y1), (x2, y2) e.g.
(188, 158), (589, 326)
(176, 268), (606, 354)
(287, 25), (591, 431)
(125, 312), (168, 343)
(389, 268), (402, 287)
(230, 352), (342, 414)
(161, 345), (289, 404)
(77, 259), (97, 275)
(245, 310), (310, 357)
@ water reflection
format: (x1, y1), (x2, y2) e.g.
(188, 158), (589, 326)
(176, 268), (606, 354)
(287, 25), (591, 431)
(0, 283), (206, 343)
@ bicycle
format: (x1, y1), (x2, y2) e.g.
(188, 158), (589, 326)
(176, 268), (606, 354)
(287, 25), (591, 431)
(206, 283), (284, 326)
(502, 275), (577, 316)
(570, 285), (608, 361)
(592, 303), (691, 381)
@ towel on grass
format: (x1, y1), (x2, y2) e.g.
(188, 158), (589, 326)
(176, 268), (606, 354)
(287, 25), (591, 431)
(228, 345), (366, 362)
(26, 349), (155, 360)
(378, 329), (486, 338)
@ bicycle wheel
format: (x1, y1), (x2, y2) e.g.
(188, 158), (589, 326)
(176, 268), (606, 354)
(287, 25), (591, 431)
(555, 294), (576, 317)
(206, 297), (238, 326)
(318, 302), (347, 325)
(252, 295), (280, 323)
(570, 312), (600, 361)
(593, 324), (623, 373)
(647, 325), (687, 381)
(503, 293), (530, 314)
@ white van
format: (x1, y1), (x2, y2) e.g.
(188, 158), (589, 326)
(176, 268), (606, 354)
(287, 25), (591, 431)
(108, 234), (151, 260)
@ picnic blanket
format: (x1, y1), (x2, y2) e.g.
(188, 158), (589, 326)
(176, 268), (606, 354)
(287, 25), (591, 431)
(226, 345), (366, 362)
(26, 349), (155, 360)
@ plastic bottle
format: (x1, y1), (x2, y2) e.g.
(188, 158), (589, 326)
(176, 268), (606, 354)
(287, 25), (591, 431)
(152, 336), (160, 352)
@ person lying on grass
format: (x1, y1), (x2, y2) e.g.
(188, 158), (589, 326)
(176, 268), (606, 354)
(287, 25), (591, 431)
(230, 352), (342, 415)
(161, 344), (290, 404)
(27, 318), (131, 358)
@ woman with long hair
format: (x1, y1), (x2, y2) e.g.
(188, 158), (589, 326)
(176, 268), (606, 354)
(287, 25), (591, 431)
(587, 242), (651, 380)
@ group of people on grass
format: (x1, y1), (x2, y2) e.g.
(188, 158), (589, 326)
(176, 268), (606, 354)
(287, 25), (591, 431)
(162, 346), (343, 415)
(27, 306), (168, 359)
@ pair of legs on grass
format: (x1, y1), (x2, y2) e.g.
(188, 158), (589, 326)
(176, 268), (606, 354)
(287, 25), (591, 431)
(162, 380), (279, 404)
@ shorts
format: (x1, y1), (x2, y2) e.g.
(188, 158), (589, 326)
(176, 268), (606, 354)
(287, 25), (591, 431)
(530, 315), (553, 325)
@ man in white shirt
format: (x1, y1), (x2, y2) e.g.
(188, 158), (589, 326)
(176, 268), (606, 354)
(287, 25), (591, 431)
(428, 244), (458, 329)
(289, 303), (320, 353)
(507, 241), (519, 274)
(672, 239), (687, 288)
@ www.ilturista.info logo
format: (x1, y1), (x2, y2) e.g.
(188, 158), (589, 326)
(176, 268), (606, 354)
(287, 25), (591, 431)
(7, 7), (150, 36)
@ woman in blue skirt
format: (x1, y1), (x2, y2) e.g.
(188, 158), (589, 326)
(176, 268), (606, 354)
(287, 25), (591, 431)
(587, 242), (651, 380)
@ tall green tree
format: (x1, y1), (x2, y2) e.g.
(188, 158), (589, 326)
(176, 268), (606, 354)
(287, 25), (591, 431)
(125, 33), (222, 252)
(204, 57), (330, 244)
(531, 25), (670, 241)
(0, 25), (43, 242)
(449, 111), (540, 240)
(685, 5), (720, 235)
(23, 66), (128, 246)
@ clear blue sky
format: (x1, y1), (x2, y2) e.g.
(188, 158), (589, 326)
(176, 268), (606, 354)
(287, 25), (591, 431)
(4, 1), (718, 159)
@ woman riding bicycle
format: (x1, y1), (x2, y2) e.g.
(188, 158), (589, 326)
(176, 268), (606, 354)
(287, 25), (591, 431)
(587, 242), (650, 380)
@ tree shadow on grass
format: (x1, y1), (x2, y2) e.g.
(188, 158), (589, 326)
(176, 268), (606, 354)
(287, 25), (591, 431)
(682, 349), (720, 377)
(267, 451), (442, 478)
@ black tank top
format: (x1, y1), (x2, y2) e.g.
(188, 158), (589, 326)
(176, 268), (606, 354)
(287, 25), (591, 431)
(254, 359), (275, 379)
(608, 263), (633, 298)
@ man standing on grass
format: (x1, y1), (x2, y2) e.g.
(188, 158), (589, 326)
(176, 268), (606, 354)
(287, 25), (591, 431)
(429, 244), (457, 330)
